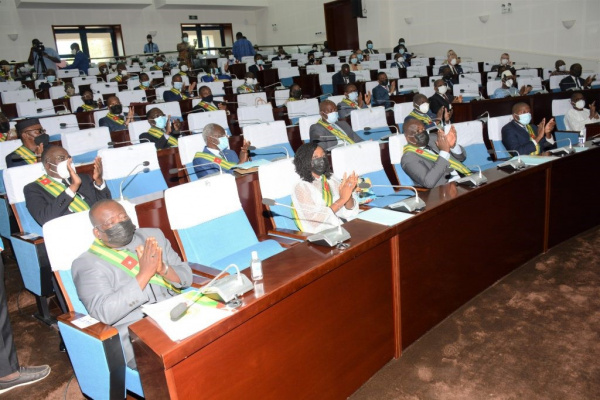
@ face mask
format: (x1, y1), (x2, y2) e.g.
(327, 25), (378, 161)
(157, 61), (165, 67)
(257, 59), (264, 65)
(399, 49), (405, 55)
(47, 75), (56, 83)
(518, 113), (532, 125)
(217, 136), (229, 151)
(292, 90), (302, 99)
(173, 81), (184, 90)
(326, 111), (339, 124)
(66, 88), (75, 96)
(110, 104), (123, 115)
(559, 65), (566, 71)
(203, 95), (214, 103)
(575, 100), (585, 109)
(505, 79), (514, 87)
(153, 115), (167, 130)
(183, 37), (189, 43)
(49, 159), (71, 180)
(418, 102), (430, 114)
(0, 122), (10, 132)
(438, 85), (448, 95)
(450, 58), (457, 66)
(350, 58), (358, 65)
(141, 80), (150, 87)
(83, 98), (95, 106)
(412, 131), (430, 148)
(246, 78), (256, 85)
(357, 54), (363, 61)
(71, 49), (77, 55)
(120, 69), (127, 75)
(400, 41), (405, 45)
(501, 58), (509, 65)
(348, 92), (358, 102)
(34, 133), (49, 147)
(147, 39), (152, 43)
(181, 65), (189, 72)
(102, 219), (136, 248)
(367, 43), (373, 49)
(381, 79), (388, 86)
(311, 157), (329, 176)
(111, 65), (117, 71)
(572, 70), (582, 78)
(397, 57), (404, 63)
(313, 47), (317, 51)
(324, 52), (330, 57)
(229, 55), (234, 60)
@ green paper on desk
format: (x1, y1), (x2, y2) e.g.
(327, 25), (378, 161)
(357, 207), (414, 226)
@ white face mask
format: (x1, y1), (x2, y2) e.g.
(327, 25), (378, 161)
(575, 100), (585, 109)
(181, 65), (189, 72)
(559, 65), (566, 71)
(71, 49), (77, 55)
(418, 102), (430, 114)
(501, 58), (509, 65)
(450, 58), (457, 66)
(120, 69), (127, 75)
(246, 78), (256, 85)
(228, 55), (234, 60)
(111, 64), (117, 71)
(397, 57), (404, 63)
(438, 85), (448, 95)
(505, 79), (514, 87)
(49, 159), (71, 180)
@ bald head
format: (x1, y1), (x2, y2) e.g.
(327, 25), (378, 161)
(319, 100), (336, 113)
(89, 199), (127, 230)
(402, 119), (424, 135)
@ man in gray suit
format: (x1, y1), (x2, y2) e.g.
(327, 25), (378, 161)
(400, 119), (469, 188)
(309, 100), (363, 151)
(72, 199), (193, 369)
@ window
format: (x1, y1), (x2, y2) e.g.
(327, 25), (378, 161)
(53, 25), (124, 62)
(181, 24), (233, 56)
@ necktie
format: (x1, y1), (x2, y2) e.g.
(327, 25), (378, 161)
(344, 77), (348, 84)
(260, 66), (263, 71)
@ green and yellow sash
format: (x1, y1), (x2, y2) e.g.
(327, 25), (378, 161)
(88, 239), (180, 292)
(341, 98), (359, 109)
(238, 85), (254, 93)
(138, 85), (147, 90)
(317, 120), (355, 144)
(151, 65), (161, 71)
(526, 124), (540, 155)
(197, 101), (218, 111)
(170, 88), (188, 100)
(291, 176), (333, 231)
(287, 98), (298, 103)
(114, 75), (123, 83)
(403, 145), (472, 176)
(407, 110), (433, 126)
(148, 127), (178, 147)
(81, 103), (95, 112)
(35, 175), (90, 213)
(193, 152), (236, 169)
(106, 112), (125, 125)
(63, 95), (71, 99)
(14, 146), (37, 164)
(0, 132), (8, 142)
(0, 71), (12, 81)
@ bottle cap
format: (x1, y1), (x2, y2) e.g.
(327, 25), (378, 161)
(251, 251), (258, 259)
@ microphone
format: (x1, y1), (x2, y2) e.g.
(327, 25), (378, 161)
(356, 183), (425, 213)
(459, 74), (479, 84)
(249, 145), (290, 161)
(263, 82), (284, 89)
(262, 198), (351, 248)
(397, 85), (418, 94)
(60, 122), (96, 129)
(170, 263), (254, 319)
(169, 156), (223, 178)
(476, 111), (489, 123)
(308, 93), (333, 100)
(488, 149), (526, 171)
(311, 135), (349, 150)
(107, 138), (150, 147)
(119, 161), (150, 200)
(35, 104), (68, 114)
(548, 138), (575, 156)
(380, 125), (400, 141)
(239, 118), (266, 126)
(455, 165), (488, 187)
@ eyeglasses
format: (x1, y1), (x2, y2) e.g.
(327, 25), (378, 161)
(95, 213), (130, 231)
(23, 128), (46, 136)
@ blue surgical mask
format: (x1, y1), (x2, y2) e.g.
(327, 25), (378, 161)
(357, 54), (363, 61)
(326, 111), (339, 124)
(367, 43), (373, 49)
(157, 61), (165, 67)
(47, 75), (56, 83)
(217, 136), (229, 151)
(350, 58), (358, 65)
(173, 81), (183, 90)
(399, 49), (405, 55)
(154, 116), (167, 129)
(348, 92), (359, 102)
(257, 59), (264, 65)
(141, 80), (150, 87)
(518, 113), (532, 125)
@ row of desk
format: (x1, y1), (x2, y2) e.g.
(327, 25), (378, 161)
(125, 137), (600, 398)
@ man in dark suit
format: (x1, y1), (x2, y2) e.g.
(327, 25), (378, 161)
(6, 119), (48, 168)
(332, 64), (355, 88)
(24, 146), (111, 227)
(309, 100), (363, 151)
(438, 50), (463, 75)
(439, 66), (457, 92)
(429, 79), (462, 116)
(371, 72), (396, 108)
(64, 43), (89, 75)
(163, 74), (195, 102)
(337, 83), (370, 118)
(400, 119), (469, 188)
(248, 54), (270, 75)
(559, 63), (596, 92)
(501, 102), (556, 156)
(99, 96), (138, 132)
(491, 53), (517, 79)
(140, 107), (181, 150)
(363, 40), (379, 55)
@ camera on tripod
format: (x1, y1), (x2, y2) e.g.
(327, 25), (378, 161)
(34, 42), (45, 54)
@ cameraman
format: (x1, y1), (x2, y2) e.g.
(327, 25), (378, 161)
(28, 39), (60, 76)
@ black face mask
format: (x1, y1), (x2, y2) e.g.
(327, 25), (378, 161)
(34, 133), (49, 148)
(203, 95), (214, 103)
(110, 105), (123, 115)
(292, 90), (302, 99)
(381, 79), (389, 86)
(0, 122), (9, 133)
(572, 70), (582, 78)
(83, 98), (95, 106)
(412, 131), (430, 148)
(311, 157), (329, 176)
(102, 219), (136, 248)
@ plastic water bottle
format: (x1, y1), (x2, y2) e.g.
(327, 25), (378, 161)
(579, 129), (586, 147)
(250, 251), (263, 281)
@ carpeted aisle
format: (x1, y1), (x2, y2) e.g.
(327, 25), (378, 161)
(351, 227), (600, 400)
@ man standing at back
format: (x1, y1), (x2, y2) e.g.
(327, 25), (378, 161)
(232, 32), (255, 62)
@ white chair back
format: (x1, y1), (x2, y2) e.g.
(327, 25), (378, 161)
(241, 56), (255, 64)
(57, 69), (80, 79)
(237, 92), (268, 107)
(461, 61), (479, 73)
(4, 163), (46, 205)
(286, 99), (319, 118)
(98, 142), (161, 180)
(365, 81), (379, 94)
(272, 61), (291, 69)
(378, 68), (399, 80)
(274, 89), (289, 107)
(459, 73), (482, 86)
(278, 67), (300, 80)
(306, 65), (327, 75)
(127, 120), (152, 143)
(552, 99), (572, 116)
(258, 158), (300, 200)
(145, 102), (182, 118)
(16, 99), (55, 118)
(388, 133), (408, 165)
(202, 81), (225, 96)
(354, 70), (371, 82)
(299, 115), (321, 141)
(188, 110), (229, 134)
(72, 76), (99, 90)
(331, 141), (384, 178)
(410, 58), (430, 67)
(0, 140), (23, 170)
(0, 82), (22, 92)
(517, 77), (543, 91)
(155, 86), (171, 101)
(454, 83), (480, 97)
(242, 120), (288, 148)
(350, 106), (388, 131)
(90, 82), (118, 95)
(419, 87), (435, 98)
(328, 95), (345, 105)
(87, 67), (100, 76)
(487, 115), (513, 141)
(515, 69), (538, 78)
(321, 57), (339, 65)
(549, 75), (564, 91)
(318, 72), (334, 86)
(397, 78), (421, 91)
(394, 102), (415, 125)
(147, 70), (164, 80)
(117, 90), (147, 106)
(178, 134), (208, 166)
(62, 127), (111, 160)
(406, 66), (428, 78)
(39, 114), (79, 139)
(237, 104), (274, 127)
(486, 80), (503, 95)
(1, 89), (34, 104)
(49, 86), (67, 100)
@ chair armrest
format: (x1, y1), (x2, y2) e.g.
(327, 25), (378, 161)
(12, 232), (44, 245)
(57, 311), (119, 341)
